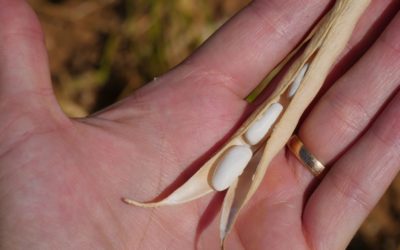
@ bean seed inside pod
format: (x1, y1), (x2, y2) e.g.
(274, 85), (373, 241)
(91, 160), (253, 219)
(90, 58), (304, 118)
(288, 63), (309, 97)
(211, 145), (253, 191)
(244, 103), (284, 145)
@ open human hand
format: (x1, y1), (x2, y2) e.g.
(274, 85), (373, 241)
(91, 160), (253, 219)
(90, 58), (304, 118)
(0, 0), (399, 249)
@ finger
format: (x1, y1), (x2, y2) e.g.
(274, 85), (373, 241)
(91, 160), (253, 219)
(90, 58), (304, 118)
(303, 88), (400, 249)
(177, 0), (333, 98)
(96, 0), (330, 119)
(0, 0), (67, 156)
(100, 0), (393, 117)
(0, 0), (58, 111)
(183, 0), (397, 99)
(288, 8), (400, 188)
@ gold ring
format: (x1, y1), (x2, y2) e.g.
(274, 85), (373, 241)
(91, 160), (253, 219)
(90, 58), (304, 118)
(287, 135), (325, 176)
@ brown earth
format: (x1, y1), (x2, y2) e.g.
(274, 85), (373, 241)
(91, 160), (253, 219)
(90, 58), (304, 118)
(26, 0), (400, 249)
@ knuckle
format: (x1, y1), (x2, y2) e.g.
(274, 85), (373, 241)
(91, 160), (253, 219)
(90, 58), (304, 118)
(329, 170), (373, 212)
(379, 13), (400, 57)
(249, 0), (289, 39)
(369, 110), (400, 159)
(323, 89), (371, 134)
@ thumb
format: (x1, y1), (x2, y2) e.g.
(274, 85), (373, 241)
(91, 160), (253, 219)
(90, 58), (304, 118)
(0, 0), (64, 119)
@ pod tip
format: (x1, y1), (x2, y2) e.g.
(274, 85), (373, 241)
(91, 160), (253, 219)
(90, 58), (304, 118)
(122, 197), (159, 208)
(220, 240), (225, 250)
(220, 234), (227, 250)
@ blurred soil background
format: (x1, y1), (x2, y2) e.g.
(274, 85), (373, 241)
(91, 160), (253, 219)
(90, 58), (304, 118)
(28, 0), (399, 249)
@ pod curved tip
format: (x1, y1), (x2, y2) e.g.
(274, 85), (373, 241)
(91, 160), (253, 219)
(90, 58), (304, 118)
(122, 197), (163, 208)
(220, 238), (225, 250)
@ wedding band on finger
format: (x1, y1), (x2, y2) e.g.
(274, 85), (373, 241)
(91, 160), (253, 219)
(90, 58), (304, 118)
(287, 135), (325, 177)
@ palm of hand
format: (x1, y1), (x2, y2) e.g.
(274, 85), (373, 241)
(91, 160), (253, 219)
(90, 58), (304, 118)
(1, 0), (400, 249)
(2, 74), (308, 249)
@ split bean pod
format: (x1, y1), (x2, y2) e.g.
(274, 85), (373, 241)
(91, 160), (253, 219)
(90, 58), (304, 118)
(123, 0), (371, 245)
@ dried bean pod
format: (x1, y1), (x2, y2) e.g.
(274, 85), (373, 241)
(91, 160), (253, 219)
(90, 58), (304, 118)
(219, 0), (371, 244)
(122, 0), (371, 245)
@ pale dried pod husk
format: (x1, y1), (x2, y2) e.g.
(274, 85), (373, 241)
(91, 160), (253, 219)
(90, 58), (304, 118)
(122, 0), (371, 246)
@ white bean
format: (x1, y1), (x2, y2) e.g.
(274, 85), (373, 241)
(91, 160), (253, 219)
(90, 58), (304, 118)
(288, 63), (309, 98)
(244, 103), (283, 145)
(211, 145), (253, 191)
